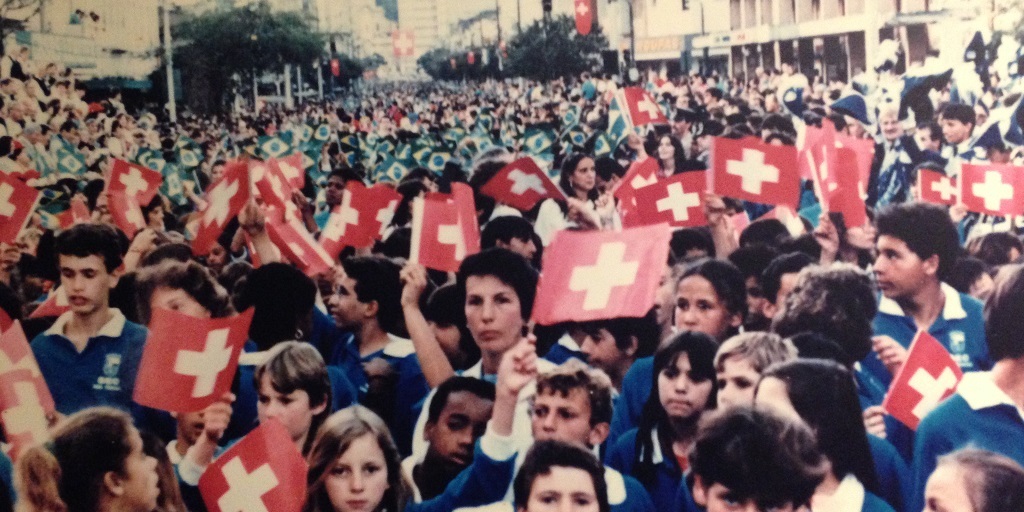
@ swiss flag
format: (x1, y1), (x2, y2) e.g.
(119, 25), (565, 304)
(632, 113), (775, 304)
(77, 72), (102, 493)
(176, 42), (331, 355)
(574, 0), (593, 35)
(0, 321), (54, 413)
(532, 225), (672, 325)
(252, 160), (299, 222)
(199, 420), (308, 512)
(632, 171), (707, 228)
(0, 173), (40, 245)
(821, 147), (868, 228)
(708, 136), (800, 208)
(28, 287), (70, 319)
(362, 184), (402, 243)
(918, 168), (958, 206)
(836, 133), (874, 190)
(392, 30), (415, 58)
(0, 370), (52, 459)
(134, 308), (254, 413)
(57, 196), (91, 229)
(883, 330), (963, 430)
(193, 161), (251, 256)
(272, 154), (305, 190)
(958, 163), (1024, 216)
(622, 87), (669, 126)
(480, 157), (564, 212)
(614, 157), (660, 218)
(107, 191), (146, 239)
(410, 183), (480, 273)
(319, 181), (401, 256)
(108, 159), (162, 205)
(267, 216), (336, 277)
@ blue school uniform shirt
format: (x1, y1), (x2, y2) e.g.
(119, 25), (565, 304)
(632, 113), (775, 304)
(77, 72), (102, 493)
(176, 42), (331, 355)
(910, 372), (1024, 512)
(334, 334), (429, 455)
(868, 284), (990, 389)
(610, 356), (653, 445)
(31, 309), (147, 415)
(543, 334), (585, 365)
(868, 434), (911, 512)
(605, 427), (681, 512)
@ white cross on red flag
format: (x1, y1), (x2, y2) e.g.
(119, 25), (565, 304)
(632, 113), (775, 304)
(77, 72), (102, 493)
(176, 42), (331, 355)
(271, 154), (305, 190)
(0, 173), (39, 245)
(621, 87), (669, 126)
(883, 330), (963, 430)
(392, 30), (415, 58)
(917, 168), (958, 206)
(251, 160), (299, 222)
(410, 183), (480, 273)
(57, 195), (90, 229)
(532, 225), (672, 325)
(107, 191), (146, 239)
(320, 182), (402, 257)
(199, 419), (308, 512)
(134, 308), (254, 413)
(480, 157), (564, 212)
(108, 158), (162, 205)
(631, 171), (707, 228)
(0, 321), (54, 413)
(614, 157), (660, 220)
(193, 161), (251, 256)
(28, 287), (70, 319)
(267, 215), (336, 277)
(0, 370), (52, 459)
(708, 136), (800, 208)
(574, 0), (593, 35)
(958, 163), (1024, 216)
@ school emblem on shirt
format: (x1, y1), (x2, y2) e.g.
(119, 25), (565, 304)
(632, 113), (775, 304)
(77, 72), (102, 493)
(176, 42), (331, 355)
(94, 353), (123, 392)
(948, 331), (966, 355)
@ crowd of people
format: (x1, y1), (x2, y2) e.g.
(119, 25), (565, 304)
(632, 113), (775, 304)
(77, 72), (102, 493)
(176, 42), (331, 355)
(0, 36), (1021, 512)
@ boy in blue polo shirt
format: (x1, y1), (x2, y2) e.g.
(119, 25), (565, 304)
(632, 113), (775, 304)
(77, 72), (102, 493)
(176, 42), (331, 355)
(31, 223), (148, 416)
(869, 202), (991, 389)
(911, 264), (1024, 512)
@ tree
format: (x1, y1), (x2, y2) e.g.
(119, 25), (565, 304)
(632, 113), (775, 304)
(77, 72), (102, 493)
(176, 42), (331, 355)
(0, 0), (42, 55)
(417, 48), (461, 81)
(505, 15), (608, 81)
(174, 1), (325, 113)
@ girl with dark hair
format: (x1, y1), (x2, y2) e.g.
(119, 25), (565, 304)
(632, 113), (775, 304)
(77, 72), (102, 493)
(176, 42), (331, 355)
(755, 359), (895, 512)
(16, 407), (159, 512)
(535, 153), (618, 246)
(652, 134), (688, 177)
(605, 331), (718, 511)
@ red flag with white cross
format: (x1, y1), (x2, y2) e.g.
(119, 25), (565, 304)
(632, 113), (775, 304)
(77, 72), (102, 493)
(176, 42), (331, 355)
(0, 173), (40, 245)
(362, 184), (402, 243)
(192, 161), (251, 256)
(392, 30), (415, 58)
(0, 321), (54, 413)
(0, 370), (51, 459)
(883, 330), (963, 430)
(410, 183), (480, 273)
(632, 171), (707, 228)
(958, 163), (1024, 216)
(134, 308), (254, 413)
(917, 168), (958, 206)
(574, 0), (593, 35)
(267, 216), (336, 277)
(252, 159), (299, 222)
(271, 154), (305, 190)
(480, 157), (565, 212)
(621, 87), (669, 126)
(57, 196), (90, 229)
(708, 136), (801, 208)
(107, 191), (146, 239)
(28, 287), (69, 319)
(199, 419), (308, 512)
(319, 181), (401, 256)
(108, 158), (162, 205)
(614, 157), (660, 219)
(532, 225), (672, 325)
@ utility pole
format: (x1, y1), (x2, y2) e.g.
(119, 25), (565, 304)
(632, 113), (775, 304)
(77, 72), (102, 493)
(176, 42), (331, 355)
(162, 0), (177, 123)
(495, 0), (503, 73)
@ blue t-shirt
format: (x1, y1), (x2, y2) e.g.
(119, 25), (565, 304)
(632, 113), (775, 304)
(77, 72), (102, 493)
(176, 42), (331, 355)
(605, 427), (681, 512)
(610, 356), (654, 445)
(31, 310), (147, 416)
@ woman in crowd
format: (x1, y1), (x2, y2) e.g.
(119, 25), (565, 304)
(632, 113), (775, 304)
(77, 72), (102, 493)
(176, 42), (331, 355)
(535, 152), (618, 246)
(651, 134), (688, 178)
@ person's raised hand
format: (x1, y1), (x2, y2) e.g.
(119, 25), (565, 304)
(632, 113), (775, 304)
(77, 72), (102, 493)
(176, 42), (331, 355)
(497, 334), (538, 400)
(200, 392), (235, 443)
(399, 262), (428, 309)
(863, 405), (887, 439)
(238, 200), (266, 236)
(872, 335), (909, 376)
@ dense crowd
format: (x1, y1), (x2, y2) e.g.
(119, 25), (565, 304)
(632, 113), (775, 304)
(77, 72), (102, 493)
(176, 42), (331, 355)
(0, 35), (1020, 512)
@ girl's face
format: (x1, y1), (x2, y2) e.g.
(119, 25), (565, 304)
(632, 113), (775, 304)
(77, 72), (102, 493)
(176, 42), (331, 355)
(658, 353), (714, 421)
(256, 374), (326, 449)
(464, 275), (524, 357)
(569, 158), (596, 194)
(147, 206), (164, 229)
(520, 466), (600, 512)
(923, 463), (976, 512)
(149, 286), (211, 319)
(326, 433), (390, 512)
(117, 427), (160, 512)
(674, 275), (741, 341)
(657, 136), (675, 162)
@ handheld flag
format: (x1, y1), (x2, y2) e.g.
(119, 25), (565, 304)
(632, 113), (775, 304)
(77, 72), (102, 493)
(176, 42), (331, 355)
(480, 157), (564, 212)
(109, 159), (162, 205)
(883, 331), (963, 430)
(192, 162), (251, 256)
(410, 183), (480, 273)
(708, 136), (800, 208)
(0, 174), (40, 244)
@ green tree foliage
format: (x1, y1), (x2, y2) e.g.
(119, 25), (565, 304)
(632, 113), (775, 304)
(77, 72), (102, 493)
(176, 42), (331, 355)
(175, 1), (325, 113)
(505, 15), (608, 81)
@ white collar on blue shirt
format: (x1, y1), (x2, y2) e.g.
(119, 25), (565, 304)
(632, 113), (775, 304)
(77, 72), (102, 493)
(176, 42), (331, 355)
(957, 372), (1024, 418)
(382, 334), (415, 358)
(877, 283), (967, 320)
(44, 308), (127, 338)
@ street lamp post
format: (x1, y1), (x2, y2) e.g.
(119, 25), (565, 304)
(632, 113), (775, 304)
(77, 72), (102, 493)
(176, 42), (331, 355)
(162, 0), (177, 123)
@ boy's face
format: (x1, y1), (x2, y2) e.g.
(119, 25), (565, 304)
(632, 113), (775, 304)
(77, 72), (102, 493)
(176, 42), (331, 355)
(578, 328), (631, 378)
(424, 390), (494, 473)
(874, 234), (937, 301)
(530, 388), (606, 448)
(940, 117), (972, 146)
(693, 479), (796, 512)
(59, 254), (116, 316)
(716, 356), (761, 410)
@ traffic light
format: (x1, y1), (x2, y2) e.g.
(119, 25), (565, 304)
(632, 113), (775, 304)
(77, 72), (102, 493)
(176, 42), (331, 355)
(542, 0), (552, 13)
